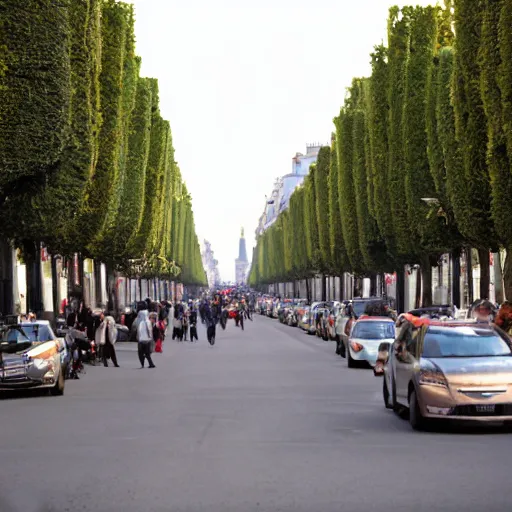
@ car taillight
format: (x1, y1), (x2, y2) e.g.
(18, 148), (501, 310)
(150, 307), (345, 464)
(350, 341), (364, 352)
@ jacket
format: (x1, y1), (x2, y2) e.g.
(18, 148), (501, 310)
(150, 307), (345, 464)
(95, 316), (117, 346)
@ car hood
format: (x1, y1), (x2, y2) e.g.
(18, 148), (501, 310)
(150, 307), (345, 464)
(425, 356), (512, 387)
(0, 340), (58, 359)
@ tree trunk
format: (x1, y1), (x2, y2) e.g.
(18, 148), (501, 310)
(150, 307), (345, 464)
(0, 238), (14, 316)
(305, 278), (311, 304)
(478, 248), (490, 300)
(26, 242), (43, 317)
(321, 274), (327, 302)
(421, 256), (433, 307)
(105, 263), (117, 317)
(415, 267), (422, 309)
(503, 247), (512, 302)
(94, 259), (102, 308)
(51, 256), (59, 320)
(466, 248), (474, 305)
(493, 252), (504, 304)
(370, 273), (378, 297)
(396, 267), (405, 314)
(451, 248), (461, 309)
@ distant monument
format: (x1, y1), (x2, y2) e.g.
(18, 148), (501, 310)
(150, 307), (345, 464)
(235, 227), (249, 285)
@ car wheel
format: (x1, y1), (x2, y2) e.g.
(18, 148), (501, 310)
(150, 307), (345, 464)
(409, 388), (428, 431)
(49, 368), (65, 396)
(383, 378), (393, 409)
(347, 347), (356, 368)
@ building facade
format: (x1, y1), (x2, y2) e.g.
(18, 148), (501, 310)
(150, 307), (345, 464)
(235, 228), (249, 285)
(201, 240), (220, 289)
(256, 144), (322, 236)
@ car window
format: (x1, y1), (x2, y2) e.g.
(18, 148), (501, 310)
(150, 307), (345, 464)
(351, 321), (395, 340)
(3, 324), (56, 343)
(353, 302), (367, 317)
(422, 326), (512, 358)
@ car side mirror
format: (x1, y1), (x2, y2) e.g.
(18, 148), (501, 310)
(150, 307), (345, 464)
(373, 342), (391, 377)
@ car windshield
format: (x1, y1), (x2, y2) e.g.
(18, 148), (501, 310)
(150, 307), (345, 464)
(2, 324), (56, 343)
(353, 302), (367, 317)
(422, 326), (512, 358)
(351, 321), (395, 340)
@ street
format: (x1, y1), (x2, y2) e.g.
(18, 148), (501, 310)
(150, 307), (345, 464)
(1, 316), (511, 512)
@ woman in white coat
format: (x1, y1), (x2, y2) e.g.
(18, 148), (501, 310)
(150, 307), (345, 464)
(95, 312), (119, 367)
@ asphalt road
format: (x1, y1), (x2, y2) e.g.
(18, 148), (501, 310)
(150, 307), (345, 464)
(1, 315), (511, 512)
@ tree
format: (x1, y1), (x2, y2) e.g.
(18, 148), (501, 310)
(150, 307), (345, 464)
(327, 137), (348, 277)
(453, 0), (498, 298)
(367, 46), (395, 259)
(479, 0), (512, 300)
(387, 7), (414, 260)
(402, 6), (442, 306)
(334, 107), (364, 273)
(314, 147), (331, 272)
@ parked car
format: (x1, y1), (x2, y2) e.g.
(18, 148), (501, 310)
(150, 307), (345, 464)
(335, 298), (392, 356)
(0, 319), (67, 396)
(375, 313), (512, 430)
(344, 316), (395, 368)
(315, 307), (332, 341)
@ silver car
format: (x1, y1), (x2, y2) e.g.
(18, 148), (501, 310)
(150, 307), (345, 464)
(346, 317), (395, 368)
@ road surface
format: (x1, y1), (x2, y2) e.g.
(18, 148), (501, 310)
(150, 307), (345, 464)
(1, 316), (511, 512)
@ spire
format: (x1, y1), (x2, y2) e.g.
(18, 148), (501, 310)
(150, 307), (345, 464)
(241, 226), (244, 238)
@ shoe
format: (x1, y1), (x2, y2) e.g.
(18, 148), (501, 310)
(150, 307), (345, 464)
(149, 365), (156, 369)
(114, 364), (120, 368)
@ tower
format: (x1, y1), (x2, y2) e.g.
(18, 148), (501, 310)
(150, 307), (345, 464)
(235, 227), (249, 285)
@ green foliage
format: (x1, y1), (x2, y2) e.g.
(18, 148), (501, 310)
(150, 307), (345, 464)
(334, 107), (363, 273)
(453, 0), (498, 250)
(479, 0), (512, 244)
(80, 0), (132, 255)
(328, 138), (348, 274)
(119, 77), (153, 258)
(403, 6), (451, 254)
(387, 7), (414, 258)
(0, 0), (71, 193)
(498, 1), (512, 167)
(314, 147), (331, 271)
(367, 46), (395, 254)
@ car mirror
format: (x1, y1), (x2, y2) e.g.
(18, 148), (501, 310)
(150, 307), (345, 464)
(373, 342), (391, 377)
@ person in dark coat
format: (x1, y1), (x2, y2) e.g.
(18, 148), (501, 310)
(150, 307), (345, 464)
(204, 303), (216, 345)
(189, 304), (198, 342)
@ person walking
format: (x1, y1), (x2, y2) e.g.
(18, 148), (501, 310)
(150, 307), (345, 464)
(204, 302), (216, 346)
(136, 310), (156, 368)
(189, 303), (198, 342)
(95, 312), (119, 367)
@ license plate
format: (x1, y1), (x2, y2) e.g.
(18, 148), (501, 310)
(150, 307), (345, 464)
(476, 404), (495, 413)
(5, 368), (24, 377)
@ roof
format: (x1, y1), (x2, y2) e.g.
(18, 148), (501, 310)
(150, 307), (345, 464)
(357, 316), (395, 323)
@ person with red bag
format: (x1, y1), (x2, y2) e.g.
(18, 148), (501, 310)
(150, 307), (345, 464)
(149, 313), (164, 353)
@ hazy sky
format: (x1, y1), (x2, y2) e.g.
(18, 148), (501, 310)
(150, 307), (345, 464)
(129, 0), (432, 282)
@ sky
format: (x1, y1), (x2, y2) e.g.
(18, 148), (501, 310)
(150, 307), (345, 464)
(129, 0), (433, 282)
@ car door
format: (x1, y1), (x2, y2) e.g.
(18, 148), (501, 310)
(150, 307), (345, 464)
(394, 322), (421, 405)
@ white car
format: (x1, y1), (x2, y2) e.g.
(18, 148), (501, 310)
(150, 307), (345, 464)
(345, 317), (396, 368)
(0, 320), (67, 395)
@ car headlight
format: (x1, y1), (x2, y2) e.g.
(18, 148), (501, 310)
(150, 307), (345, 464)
(419, 368), (448, 388)
(350, 341), (364, 352)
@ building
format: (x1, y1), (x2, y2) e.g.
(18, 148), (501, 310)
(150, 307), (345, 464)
(235, 228), (249, 285)
(201, 240), (220, 289)
(256, 144), (323, 236)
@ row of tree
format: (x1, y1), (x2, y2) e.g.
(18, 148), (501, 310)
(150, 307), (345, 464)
(0, 0), (207, 309)
(248, 0), (512, 307)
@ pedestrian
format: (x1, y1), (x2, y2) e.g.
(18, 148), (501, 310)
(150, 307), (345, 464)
(136, 310), (156, 368)
(189, 303), (198, 342)
(172, 303), (183, 341)
(204, 303), (216, 346)
(150, 312), (164, 353)
(183, 306), (189, 341)
(495, 301), (512, 336)
(95, 312), (119, 367)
